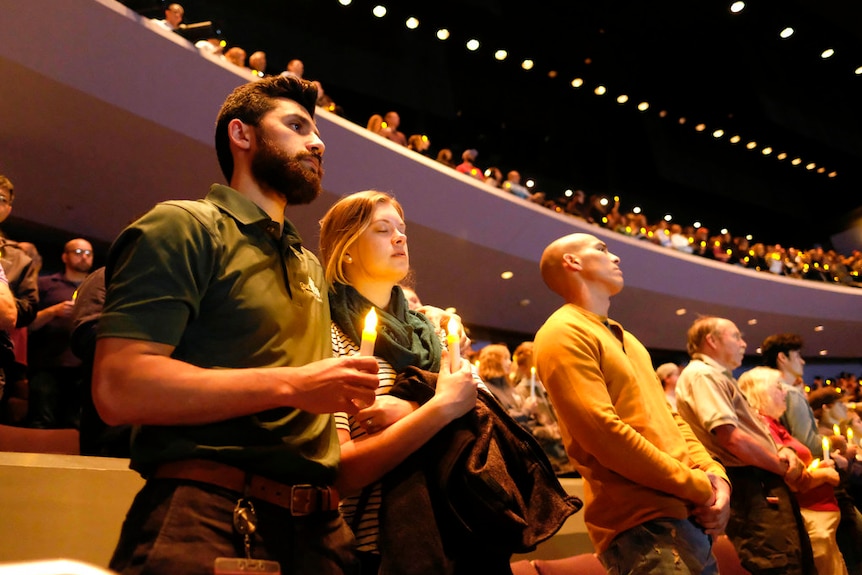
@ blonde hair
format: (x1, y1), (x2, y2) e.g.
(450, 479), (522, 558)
(318, 190), (405, 288)
(738, 366), (782, 415)
(477, 344), (511, 381)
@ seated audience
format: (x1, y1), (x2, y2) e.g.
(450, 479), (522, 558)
(669, 223), (693, 254)
(152, 3), (184, 31)
(194, 37), (223, 57)
(406, 134), (430, 155)
(282, 58), (304, 78)
(248, 50), (267, 77)
(366, 114), (384, 134)
(223, 46), (248, 71)
(435, 148), (455, 168)
(502, 170), (531, 198)
(379, 111), (407, 146)
(483, 166), (503, 188)
(455, 149), (483, 180)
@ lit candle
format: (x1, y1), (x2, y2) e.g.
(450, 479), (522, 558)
(530, 366), (537, 399)
(806, 458), (821, 472)
(848, 428), (854, 444)
(833, 424), (841, 437)
(822, 436), (831, 461)
(359, 308), (378, 356)
(72, 289), (78, 302)
(447, 317), (460, 372)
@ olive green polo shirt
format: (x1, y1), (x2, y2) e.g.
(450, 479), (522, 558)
(99, 184), (337, 484)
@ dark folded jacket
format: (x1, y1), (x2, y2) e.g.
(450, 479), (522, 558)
(375, 366), (583, 574)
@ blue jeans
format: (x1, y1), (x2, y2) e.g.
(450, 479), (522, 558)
(598, 517), (717, 575)
(109, 480), (359, 575)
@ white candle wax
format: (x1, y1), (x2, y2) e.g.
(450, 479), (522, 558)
(447, 317), (460, 372)
(359, 308), (378, 356)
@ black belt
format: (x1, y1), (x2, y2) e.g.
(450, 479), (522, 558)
(152, 458), (338, 516)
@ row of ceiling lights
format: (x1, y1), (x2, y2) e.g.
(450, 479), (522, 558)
(337, 0), (844, 184)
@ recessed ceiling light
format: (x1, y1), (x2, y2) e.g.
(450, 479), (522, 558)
(501, 271), (514, 279)
(675, 308), (687, 316)
(747, 319), (758, 325)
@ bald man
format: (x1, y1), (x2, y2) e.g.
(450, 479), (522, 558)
(28, 238), (94, 428)
(533, 232), (730, 574)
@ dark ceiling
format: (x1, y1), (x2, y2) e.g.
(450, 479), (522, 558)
(127, 0), (862, 250)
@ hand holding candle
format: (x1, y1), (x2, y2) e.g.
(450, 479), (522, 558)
(447, 317), (460, 372)
(359, 308), (378, 357)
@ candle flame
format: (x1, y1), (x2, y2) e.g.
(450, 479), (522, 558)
(806, 458), (820, 472)
(364, 307), (378, 332)
(848, 429), (854, 443)
(833, 424), (841, 436)
(447, 317), (459, 338)
(531, 366), (536, 375)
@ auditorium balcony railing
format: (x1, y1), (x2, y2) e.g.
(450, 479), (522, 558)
(2, 0), (860, 357)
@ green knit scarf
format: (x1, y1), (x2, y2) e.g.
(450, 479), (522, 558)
(329, 283), (441, 373)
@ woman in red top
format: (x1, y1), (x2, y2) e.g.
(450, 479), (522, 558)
(739, 366), (847, 575)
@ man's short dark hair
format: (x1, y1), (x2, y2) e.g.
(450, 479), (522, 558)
(760, 333), (803, 369)
(215, 75), (319, 182)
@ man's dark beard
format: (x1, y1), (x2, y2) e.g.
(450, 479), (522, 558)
(251, 134), (324, 205)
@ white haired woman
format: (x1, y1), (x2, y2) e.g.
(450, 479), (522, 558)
(739, 366), (847, 575)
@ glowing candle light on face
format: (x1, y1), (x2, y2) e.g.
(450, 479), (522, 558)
(447, 317), (460, 372)
(823, 436), (831, 461)
(359, 308), (378, 356)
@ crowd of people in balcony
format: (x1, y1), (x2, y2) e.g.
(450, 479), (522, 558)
(148, 2), (862, 293)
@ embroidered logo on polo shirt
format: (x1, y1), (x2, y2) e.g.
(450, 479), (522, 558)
(300, 276), (322, 302)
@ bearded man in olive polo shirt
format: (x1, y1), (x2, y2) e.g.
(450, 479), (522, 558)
(93, 75), (379, 575)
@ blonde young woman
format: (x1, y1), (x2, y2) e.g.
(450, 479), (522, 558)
(739, 366), (846, 575)
(318, 190), (480, 573)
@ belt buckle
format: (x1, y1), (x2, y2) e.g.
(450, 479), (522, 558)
(290, 484), (317, 516)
